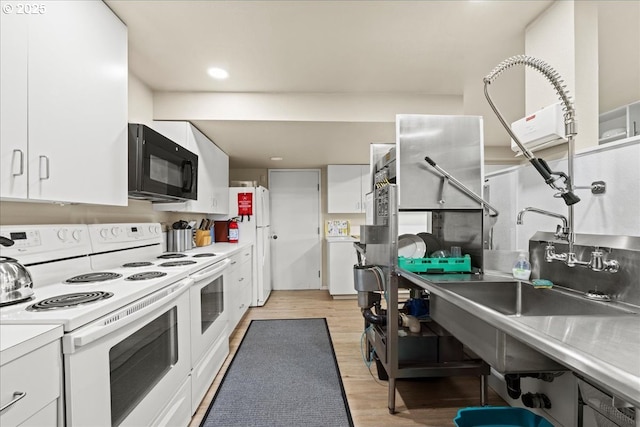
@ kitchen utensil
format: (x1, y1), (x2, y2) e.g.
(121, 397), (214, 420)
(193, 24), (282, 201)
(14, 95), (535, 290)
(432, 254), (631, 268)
(167, 229), (193, 252)
(417, 232), (443, 254)
(398, 234), (427, 259)
(0, 256), (35, 306)
(172, 220), (188, 230)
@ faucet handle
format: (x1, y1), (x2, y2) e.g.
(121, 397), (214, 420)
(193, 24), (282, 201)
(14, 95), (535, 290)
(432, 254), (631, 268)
(554, 225), (569, 240)
(590, 248), (604, 271)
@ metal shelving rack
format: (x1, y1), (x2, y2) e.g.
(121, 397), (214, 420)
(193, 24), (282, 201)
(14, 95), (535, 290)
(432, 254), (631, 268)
(358, 185), (489, 414)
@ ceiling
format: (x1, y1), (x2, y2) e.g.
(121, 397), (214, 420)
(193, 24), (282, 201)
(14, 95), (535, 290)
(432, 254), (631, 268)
(106, 0), (554, 169)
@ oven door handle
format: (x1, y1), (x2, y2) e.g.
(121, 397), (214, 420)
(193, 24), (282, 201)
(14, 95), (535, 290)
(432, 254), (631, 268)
(191, 258), (231, 282)
(63, 278), (193, 354)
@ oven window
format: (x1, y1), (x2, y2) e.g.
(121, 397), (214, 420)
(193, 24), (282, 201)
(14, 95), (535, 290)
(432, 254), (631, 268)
(201, 275), (224, 334)
(109, 307), (178, 427)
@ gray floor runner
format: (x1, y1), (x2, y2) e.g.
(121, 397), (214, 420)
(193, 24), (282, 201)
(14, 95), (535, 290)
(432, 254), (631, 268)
(200, 318), (353, 427)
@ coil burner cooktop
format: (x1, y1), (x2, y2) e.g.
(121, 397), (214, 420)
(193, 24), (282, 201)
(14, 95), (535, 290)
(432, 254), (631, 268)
(159, 260), (197, 267)
(122, 262), (154, 268)
(27, 291), (114, 311)
(65, 272), (123, 284)
(125, 271), (168, 281)
(157, 253), (188, 259)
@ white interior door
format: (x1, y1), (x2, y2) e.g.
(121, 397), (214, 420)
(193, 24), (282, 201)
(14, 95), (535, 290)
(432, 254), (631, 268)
(269, 170), (321, 290)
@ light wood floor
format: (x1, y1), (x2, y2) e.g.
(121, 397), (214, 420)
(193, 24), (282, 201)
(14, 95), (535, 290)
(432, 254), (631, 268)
(189, 290), (504, 427)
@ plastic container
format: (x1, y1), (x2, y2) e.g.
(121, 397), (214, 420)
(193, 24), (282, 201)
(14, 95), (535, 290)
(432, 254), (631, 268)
(512, 252), (531, 280)
(398, 255), (471, 274)
(454, 406), (553, 427)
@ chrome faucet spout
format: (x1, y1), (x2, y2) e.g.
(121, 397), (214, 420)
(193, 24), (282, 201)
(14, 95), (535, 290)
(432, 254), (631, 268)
(517, 207), (569, 239)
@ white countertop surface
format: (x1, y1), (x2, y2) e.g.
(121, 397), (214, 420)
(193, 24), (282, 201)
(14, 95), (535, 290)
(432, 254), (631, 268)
(0, 324), (63, 365)
(326, 236), (358, 242)
(182, 241), (252, 257)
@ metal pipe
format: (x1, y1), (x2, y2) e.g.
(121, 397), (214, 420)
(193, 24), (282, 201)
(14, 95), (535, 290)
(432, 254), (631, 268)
(517, 207), (568, 231)
(424, 157), (499, 217)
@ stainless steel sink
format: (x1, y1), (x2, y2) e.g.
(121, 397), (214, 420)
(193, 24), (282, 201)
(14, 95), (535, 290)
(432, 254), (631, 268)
(428, 280), (636, 373)
(438, 281), (637, 317)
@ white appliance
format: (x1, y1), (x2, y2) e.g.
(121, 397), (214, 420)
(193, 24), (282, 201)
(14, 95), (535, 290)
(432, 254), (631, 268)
(0, 223), (227, 427)
(510, 102), (568, 154)
(229, 186), (272, 306)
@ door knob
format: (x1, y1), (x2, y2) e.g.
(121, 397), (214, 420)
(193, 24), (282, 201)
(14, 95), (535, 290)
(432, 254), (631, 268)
(272, 235), (278, 240)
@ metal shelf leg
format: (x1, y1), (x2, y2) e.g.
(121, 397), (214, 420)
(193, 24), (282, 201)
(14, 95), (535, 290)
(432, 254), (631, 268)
(388, 377), (396, 414)
(480, 374), (488, 406)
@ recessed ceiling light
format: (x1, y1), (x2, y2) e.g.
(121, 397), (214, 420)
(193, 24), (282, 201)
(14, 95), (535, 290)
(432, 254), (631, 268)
(207, 67), (229, 80)
(270, 157), (283, 161)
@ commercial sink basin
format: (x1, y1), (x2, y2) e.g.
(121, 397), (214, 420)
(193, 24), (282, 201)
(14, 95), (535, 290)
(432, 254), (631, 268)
(427, 280), (637, 373)
(438, 281), (637, 317)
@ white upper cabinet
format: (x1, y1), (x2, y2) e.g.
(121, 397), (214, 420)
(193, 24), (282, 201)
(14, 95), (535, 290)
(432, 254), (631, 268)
(327, 165), (369, 213)
(152, 122), (229, 214)
(0, 1), (128, 205)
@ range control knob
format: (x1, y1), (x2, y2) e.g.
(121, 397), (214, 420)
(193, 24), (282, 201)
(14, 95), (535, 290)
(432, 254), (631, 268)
(57, 228), (68, 241)
(99, 228), (109, 239)
(111, 227), (120, 237)
(72, 229), (82, 241)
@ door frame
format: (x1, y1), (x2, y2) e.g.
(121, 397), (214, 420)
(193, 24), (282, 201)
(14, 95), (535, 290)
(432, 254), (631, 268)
(268, 168), (322, 289)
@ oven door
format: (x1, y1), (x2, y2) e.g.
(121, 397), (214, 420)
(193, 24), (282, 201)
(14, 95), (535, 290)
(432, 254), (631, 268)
(190, 259), (230, 366)
(62, 278), (193, 427)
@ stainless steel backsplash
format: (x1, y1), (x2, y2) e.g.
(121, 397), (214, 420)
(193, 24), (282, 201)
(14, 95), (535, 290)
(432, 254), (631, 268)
(528, 232), (640, 307)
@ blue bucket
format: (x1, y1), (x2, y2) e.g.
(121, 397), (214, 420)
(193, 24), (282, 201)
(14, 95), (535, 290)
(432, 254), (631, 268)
(454, 407), (554, 427)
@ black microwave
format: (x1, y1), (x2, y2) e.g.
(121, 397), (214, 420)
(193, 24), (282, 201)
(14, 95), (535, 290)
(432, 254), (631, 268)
(128, 123), (198, 202)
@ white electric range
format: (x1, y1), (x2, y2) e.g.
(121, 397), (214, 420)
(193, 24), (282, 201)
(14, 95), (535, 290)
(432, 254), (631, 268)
(0, 222), (228, 427)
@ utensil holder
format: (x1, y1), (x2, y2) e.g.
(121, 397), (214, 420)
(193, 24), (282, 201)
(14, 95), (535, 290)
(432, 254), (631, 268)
(167, 229), (194, 252)
(195, 230), (211, 247)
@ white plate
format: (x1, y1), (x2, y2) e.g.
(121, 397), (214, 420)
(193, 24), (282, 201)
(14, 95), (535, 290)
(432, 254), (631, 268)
(398, 234), (427, 259)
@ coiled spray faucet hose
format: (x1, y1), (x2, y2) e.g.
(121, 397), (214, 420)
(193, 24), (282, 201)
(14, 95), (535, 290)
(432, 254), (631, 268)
(483, 55), (580, 206)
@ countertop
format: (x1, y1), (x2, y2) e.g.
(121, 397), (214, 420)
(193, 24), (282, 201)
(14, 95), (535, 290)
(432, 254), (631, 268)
(0, 324), (63, 365)
(326, 236), (359, 242)
(179, 241), (252, 257)
(399, 269), (640, 408)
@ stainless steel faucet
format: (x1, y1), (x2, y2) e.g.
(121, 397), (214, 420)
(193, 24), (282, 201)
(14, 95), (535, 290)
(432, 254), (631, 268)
(518, 208), (618, 272)
(487, 56), (619, 274)
(517, 207), (569, 240)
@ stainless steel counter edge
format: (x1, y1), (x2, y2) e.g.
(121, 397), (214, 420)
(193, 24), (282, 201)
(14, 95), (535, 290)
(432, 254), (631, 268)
(399, 269), (640, 408)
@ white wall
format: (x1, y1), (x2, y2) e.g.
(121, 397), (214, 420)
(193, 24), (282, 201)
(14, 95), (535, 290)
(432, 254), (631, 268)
(486, 140), (640, 250)
(525, 1), (599, 152)
(128, 72), (154, 126)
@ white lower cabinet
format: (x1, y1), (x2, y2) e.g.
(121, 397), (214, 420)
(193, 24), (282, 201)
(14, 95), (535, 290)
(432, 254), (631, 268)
(0, 340), (61, 427)
(226, 247), (253, 331)
(327, 239), (358, 297)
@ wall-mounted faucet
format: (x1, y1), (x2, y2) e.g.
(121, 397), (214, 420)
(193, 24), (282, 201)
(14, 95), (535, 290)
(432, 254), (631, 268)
(518, 207), (618, 272)
(486, 56), (618, 274)
(517, 207), (569, 241)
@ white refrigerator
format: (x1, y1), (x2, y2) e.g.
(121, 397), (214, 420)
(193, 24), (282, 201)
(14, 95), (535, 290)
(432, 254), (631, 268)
(229, 186), (271, 306)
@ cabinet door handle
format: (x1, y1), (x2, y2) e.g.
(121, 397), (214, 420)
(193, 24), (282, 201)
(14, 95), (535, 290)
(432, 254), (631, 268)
(12, 149), (24, 176)
(0, 391), (26, 412)
(39, 155), (50, 180)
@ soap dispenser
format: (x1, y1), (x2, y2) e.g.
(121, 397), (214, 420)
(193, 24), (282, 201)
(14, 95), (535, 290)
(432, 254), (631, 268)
(512, 252), (532, 280)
